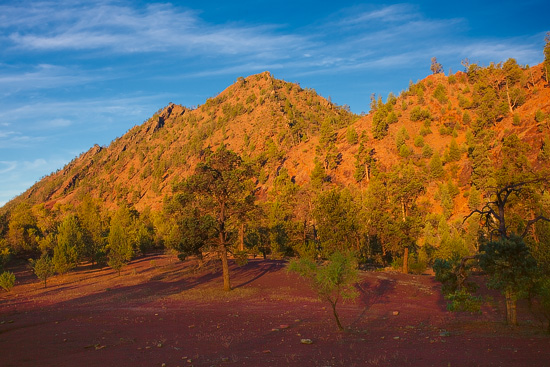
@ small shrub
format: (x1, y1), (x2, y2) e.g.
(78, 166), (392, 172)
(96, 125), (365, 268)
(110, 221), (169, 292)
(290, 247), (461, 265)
(0, 271), (15, 292)
(535, 110), (546, 123)
(512, 113), (521, 126)
(288, 251), (358, 331)
(409, 260), (427, 275)
(445, 290), (483, 313)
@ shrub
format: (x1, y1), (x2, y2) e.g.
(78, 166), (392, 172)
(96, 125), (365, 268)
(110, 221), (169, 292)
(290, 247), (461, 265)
(0, 271), (15, 292)
(288, 251), (358, 330)
(409, 260), (427, 275)
(445, 290), (483, 313)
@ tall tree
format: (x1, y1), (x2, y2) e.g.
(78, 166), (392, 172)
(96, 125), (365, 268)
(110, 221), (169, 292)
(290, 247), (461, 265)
(53, 215), (83, 274)
(77, 195), (107, 267)
(107, 207), (135, 275)
(313, 189), (361, 256)
(388, 163), (425, 273)
(184, 145), (256, 291)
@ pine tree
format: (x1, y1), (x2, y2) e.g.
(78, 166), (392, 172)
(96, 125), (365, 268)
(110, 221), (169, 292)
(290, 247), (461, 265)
(429, 151), (445, 179)
(107, 211), (134, 276)
(53, 215), (83, 275)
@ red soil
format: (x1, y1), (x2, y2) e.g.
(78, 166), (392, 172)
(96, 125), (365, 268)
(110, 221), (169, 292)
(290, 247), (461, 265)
(1, 255), (548, 367)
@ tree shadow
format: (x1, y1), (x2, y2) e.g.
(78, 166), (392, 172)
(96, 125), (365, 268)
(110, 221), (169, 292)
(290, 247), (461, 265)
(232, 260), (285, 289)
(350, 276), (396, 326)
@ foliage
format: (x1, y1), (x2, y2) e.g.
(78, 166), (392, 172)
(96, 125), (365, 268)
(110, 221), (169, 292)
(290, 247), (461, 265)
(288, 251), (359, 330)
(0, 248), (11, 272)
(433, 83), (448, 103)
(429, 151), (445, 179)
(479, 235), (539, 324)
(445, 290), (483, 314)
(0, 271), (15, 292)
(29, 254), (55, 288)
(313, 189), (361, 256)
(53, 215), (82, 275)
(107, 207), (135, 275)
(183, 145), (256, 291)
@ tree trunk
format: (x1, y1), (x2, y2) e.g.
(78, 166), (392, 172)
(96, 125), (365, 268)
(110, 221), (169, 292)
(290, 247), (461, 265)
(505, 81), (514, 113)
(402, 246), (409, 274)
(505, 290), (517, 325)
(220, 245), (232, 291)
(401, 199), (408, 274)
(330, 300), (344, 331)
(238, 223), (244, 252)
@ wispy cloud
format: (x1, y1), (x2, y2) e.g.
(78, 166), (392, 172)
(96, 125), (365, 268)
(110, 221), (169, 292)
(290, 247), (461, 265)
(3, 1), (306, 57)
(0, 64), (95, 94)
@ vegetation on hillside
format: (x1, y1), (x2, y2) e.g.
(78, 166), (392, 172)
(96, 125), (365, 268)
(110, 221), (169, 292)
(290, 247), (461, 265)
(1, 44), (550, 328)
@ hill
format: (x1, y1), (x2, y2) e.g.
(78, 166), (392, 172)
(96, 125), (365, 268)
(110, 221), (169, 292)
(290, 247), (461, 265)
(0, 60), (549, 267)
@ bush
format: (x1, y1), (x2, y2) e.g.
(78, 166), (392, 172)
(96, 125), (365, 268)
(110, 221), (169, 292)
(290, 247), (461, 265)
(0, 271), (16, 292)
(409, 260), (427, 275)
(445, 290), (483, 313)
(288, 251), (358, 330)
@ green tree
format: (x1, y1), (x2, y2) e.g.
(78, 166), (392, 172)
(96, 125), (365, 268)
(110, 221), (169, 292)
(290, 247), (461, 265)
(346, 126), (358, 145)
(429, 151), (445, 179)
(77, 195), (107, 267)
(288, 251), (359, 330)
(6, 203), (39, 255)
(479, 235), (538, 325)
(388, 163), (425, 273)
(107, 210), (134, 275)
(184, 145), (256, 291)
(53, 215), (83, 274)
(447, 138), (461, 162)
(313, 189), (361, 256)
(29, 254), (55, 288)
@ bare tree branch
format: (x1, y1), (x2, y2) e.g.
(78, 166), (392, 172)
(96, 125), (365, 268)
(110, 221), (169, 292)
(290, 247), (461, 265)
(520, 215), (550, 238)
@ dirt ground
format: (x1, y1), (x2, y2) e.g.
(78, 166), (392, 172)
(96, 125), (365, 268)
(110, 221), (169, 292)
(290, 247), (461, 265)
(1, 254), (549, 367)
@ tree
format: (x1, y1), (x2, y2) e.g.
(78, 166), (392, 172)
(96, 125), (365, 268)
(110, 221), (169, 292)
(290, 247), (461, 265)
(29, 254), (55, 288)
(107, 207), (135, 275)
(313, 189), (361, 256)
(288, 251), (359, 330)
(544, 32), (550, 83)
(388, 163), (425, 273)
(53, 215), (83, 274)
(6, 203), (39, 255)
(429, 151), (445, 179)
(431, 57), (443, 74)
(479, 235), (538, 325)
(184, 145), (256, 291)
(464, 179), (550, 324)
(464, 180), (549, 241)
(77, 195), (107, 267)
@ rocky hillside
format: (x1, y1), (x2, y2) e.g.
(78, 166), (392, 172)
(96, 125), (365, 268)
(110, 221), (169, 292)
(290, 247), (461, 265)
(2, 62), (550, 222)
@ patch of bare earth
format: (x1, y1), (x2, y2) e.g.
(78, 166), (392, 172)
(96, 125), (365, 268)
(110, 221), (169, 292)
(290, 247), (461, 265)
(1, 255), (548, 367)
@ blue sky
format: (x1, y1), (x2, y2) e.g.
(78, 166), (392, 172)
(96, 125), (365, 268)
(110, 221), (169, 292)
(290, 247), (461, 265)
(0, 0), (548, 207)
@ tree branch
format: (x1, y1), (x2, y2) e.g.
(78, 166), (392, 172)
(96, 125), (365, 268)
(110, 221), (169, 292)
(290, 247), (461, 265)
(520, 215), (550, 238)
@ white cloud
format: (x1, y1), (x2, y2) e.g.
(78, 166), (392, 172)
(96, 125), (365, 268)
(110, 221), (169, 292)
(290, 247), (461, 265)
(0, 161), (17, 174)
(3, 1), (306, 57)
